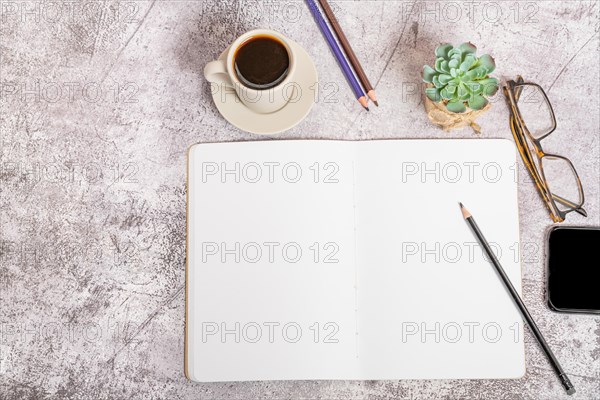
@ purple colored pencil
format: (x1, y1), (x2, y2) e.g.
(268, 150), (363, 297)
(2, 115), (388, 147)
(304, 0), (369, 111)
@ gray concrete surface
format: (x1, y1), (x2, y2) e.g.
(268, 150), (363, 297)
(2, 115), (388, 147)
(0, 0), (599, 399)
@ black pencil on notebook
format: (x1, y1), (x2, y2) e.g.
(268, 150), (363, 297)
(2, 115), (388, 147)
(459, 202), (576, 396)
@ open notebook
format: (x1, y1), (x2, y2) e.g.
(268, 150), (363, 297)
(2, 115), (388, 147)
(186, 139), (524, 382)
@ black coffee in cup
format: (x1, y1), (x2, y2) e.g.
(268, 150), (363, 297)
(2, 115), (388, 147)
(234, 36), (290, 90)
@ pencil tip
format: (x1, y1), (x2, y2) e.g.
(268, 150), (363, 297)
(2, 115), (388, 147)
(367, 90), (378, 105)
(459, 202), (471, 219)
(358, 97), (369, 110)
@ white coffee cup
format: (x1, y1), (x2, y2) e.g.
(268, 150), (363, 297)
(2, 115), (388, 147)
(204, 29), (297, 114)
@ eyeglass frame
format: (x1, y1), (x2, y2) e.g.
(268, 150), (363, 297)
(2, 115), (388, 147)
(503, 76), (586, 223)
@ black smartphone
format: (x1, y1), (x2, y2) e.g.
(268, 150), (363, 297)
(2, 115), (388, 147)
(546, 226), (600, 314)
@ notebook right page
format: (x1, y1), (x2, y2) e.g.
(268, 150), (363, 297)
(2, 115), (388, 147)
(354, 139), (525, 379)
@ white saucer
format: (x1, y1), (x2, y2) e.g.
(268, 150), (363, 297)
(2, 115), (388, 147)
(210, 39), (318, 135)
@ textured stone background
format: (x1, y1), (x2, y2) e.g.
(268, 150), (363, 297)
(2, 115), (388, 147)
(0, 0), (599, 399)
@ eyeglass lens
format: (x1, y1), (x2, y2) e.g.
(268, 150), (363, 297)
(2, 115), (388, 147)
(515, 84), (554, 139)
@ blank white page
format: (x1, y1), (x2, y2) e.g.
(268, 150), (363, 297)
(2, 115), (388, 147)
(186, 141), (359, 382)
(355, 139), (525, 379)
(186, 139), (525, 382)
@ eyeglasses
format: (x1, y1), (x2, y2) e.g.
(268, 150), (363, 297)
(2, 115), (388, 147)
(503, 76), (586, 223)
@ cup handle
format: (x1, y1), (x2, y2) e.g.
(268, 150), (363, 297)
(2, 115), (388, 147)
(204, 60), (233, 88)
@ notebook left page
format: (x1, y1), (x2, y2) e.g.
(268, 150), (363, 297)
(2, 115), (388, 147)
(186, 141), (359, 382)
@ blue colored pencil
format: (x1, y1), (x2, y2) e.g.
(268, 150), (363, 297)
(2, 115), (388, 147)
(304, 0), (369, 111)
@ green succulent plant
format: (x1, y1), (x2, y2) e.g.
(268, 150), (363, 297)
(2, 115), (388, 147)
(423, 43), (499, 113)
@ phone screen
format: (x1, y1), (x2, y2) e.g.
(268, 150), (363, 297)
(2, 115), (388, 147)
(547, 226), (600, 313)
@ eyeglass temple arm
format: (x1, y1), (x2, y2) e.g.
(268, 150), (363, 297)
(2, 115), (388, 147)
(508, 113), (547, 189)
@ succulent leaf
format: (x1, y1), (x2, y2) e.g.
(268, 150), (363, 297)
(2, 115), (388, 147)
(423, 43), (498, 113)
(465, 82), (481, 94)
(425, 88), (442, 102)
(457, 83), (470, 100)
(459, 42), (477, 55)
(435, 43), (453, 59)
(423, 65), (436, 83)
(477, 54), (496, 74)
(448, 48), (462, 59)
(434, 58), (447, 73)
(460, 54), (476, 72)
(446, 100), (467, 113)
(468, 94), (489, 110)
(480, 77), (499, 96)
(438, 74), (452, 85)
(440, 87), (453, 100)
(466, 66), (488, 80)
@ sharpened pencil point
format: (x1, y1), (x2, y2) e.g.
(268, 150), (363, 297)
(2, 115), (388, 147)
(358, 96), (369, 110)
(366, 90), (378, 105)
(459, 202), (471, 219)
